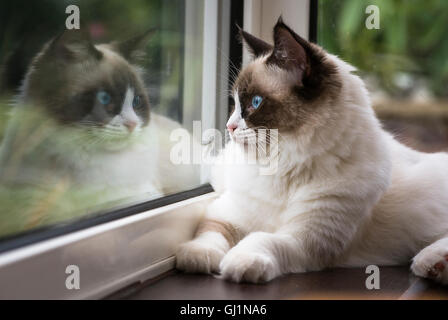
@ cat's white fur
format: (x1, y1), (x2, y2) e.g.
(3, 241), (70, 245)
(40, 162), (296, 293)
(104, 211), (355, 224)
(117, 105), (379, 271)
(69, 112), (199, 199)
(177, 53), (448, 284)
(0, 108), (198, 204)
(107, 87), (142, 133)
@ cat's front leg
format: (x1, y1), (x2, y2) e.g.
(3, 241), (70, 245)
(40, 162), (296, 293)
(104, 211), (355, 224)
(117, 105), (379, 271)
(176, 219), (244, 274)
(220, 207), (362, 283)
(176, 194), (248, 274)
(219, 232), (302, 283)
(176, 230), (228, 274)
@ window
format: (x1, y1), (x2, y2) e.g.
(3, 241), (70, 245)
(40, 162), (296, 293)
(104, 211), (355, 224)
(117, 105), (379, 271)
(318, 0), (448, 152)
(0, 0), (211, 241)
(0, 0), (242, 299)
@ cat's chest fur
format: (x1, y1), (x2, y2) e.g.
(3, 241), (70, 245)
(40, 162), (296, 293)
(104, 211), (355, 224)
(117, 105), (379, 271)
(3, 122), (164, 200)
(71, 140), (161, 194)
(211, 142), (301, 230)
(58, 123), (162, 197)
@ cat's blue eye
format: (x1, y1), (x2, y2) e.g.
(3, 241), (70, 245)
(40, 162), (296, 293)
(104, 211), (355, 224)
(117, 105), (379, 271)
(133, 95), (141, 108)
(97, 91), (111, 105)
(252, 95), (263, 109)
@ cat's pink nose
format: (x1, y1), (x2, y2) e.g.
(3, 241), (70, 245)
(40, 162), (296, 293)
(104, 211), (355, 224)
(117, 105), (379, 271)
(227, 123), (238, 133)
(125, 121), (137, 133)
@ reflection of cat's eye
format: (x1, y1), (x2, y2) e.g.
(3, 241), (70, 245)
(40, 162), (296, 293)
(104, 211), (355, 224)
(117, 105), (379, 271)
(252, 95), (263, 109)
(97, 90), (111, 105)
(133, 95), (141, 108)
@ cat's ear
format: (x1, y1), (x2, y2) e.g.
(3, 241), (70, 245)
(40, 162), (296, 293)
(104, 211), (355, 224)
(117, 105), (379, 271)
(111, 28), (156, 62)
(50, 29), (103, 61)
(267, 17), (310, 83)
(238, 26), (273, 58)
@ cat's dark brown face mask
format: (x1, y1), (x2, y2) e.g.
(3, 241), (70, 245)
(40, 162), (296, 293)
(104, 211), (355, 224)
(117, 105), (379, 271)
(23, 29), (154, 136)
(228, 18), (341, 138)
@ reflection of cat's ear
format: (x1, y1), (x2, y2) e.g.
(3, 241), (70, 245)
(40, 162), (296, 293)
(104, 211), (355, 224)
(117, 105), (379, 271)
(267, 17), (310, 83)
(50, 29), (102, 61)
(238, 25), (273, 58)
(111, 28), (157, 62)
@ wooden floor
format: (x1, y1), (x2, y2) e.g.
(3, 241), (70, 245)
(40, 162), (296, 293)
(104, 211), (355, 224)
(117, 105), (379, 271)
(108, 266), (448, 300)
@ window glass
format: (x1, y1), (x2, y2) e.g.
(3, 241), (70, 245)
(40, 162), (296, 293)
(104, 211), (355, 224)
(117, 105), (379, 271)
(0, 0), (205, 239)
(319, 0), (448, 152)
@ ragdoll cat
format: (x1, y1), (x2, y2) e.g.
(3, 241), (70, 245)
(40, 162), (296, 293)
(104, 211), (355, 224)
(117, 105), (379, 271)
(0, 29), (197, 230)
(176, 18), (448, 284)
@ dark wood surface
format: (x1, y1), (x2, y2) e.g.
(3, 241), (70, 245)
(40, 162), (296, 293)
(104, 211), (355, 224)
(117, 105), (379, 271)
(108, 266), (448, 300)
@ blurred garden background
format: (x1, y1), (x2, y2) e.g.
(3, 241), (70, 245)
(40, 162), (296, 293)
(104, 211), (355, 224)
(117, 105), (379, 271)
(319, 0), (448, 152)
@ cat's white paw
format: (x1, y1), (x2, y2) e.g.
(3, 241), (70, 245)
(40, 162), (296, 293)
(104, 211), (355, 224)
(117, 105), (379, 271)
(411, 246), (448, 284)
(176, 240), (226, 274)
(219, 249), (280, 283)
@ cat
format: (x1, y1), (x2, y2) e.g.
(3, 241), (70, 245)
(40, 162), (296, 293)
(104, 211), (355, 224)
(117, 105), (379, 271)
(176, 17), (448, 284)
(0, 29), (198, 230)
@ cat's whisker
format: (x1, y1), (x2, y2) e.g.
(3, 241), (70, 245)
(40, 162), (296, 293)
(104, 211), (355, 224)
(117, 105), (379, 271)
(217, 46), (240, 81)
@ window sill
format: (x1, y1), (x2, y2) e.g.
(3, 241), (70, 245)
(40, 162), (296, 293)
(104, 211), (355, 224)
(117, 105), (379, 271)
(109, 266), (448, 300)
(0, 190), (218, 299)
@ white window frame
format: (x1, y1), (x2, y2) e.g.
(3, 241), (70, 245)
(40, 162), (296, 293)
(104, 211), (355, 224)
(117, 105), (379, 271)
(243, 0), (311, 66)
(0, 0), (311, 300)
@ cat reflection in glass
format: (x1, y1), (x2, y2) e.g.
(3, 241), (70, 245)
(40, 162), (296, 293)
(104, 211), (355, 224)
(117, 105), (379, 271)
(0, 29), (196, 229)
